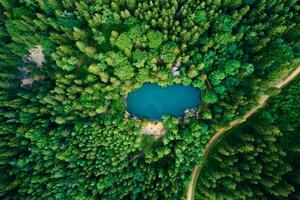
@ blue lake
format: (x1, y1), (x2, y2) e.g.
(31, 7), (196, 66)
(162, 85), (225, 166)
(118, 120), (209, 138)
(126, 83), (201, 120)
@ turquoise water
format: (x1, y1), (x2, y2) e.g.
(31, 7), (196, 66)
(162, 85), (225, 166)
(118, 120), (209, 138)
(126, 83), (201, 120)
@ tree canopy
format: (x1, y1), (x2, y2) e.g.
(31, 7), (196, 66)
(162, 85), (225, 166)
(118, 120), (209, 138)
(0, 0), (299, 199)
(195, 78), (300, 200)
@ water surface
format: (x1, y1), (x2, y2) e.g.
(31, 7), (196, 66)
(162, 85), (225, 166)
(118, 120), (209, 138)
(126, 83), (201, 120)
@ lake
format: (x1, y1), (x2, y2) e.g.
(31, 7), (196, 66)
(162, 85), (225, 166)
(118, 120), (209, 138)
(126, 83), (201, 120)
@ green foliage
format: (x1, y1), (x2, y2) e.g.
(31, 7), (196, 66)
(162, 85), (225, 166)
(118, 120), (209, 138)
(0, 0), (299, 199)
(203, 91), (218, 104)
(147, 30), (163, 49)
(115, 32), (133, 52)
(114, 65), (135, 81)
(195, 78), (300, 200)
(138, 135), (156, 151)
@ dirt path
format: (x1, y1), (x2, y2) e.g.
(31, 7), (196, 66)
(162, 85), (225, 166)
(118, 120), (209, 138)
(186, 66), (300, 200)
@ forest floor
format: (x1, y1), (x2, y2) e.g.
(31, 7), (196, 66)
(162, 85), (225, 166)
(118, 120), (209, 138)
(28, 45), (45, 67)
(21, 45), (45, 87)
(186, 66), (300, 200)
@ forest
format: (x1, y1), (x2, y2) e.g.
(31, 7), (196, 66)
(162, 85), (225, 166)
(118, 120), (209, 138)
(0, 0), (299, 200)
(195, 78), (300, 200)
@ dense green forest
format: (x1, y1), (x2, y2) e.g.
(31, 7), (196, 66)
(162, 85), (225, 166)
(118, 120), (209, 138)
(0, 0), (299, 199)
(195, 78), (300, 200)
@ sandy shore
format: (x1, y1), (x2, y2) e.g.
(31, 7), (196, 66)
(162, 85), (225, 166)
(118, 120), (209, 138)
(141, 122), (166, 138)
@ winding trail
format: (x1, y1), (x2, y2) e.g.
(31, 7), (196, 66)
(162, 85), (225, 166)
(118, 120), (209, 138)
(187, 66), (300, 200)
